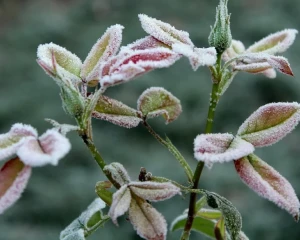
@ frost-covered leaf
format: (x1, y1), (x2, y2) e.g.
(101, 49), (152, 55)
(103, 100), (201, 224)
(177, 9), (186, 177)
(262, 68), (277, 79)
(222, 40), (245, 62)
(234, 154), (300, 221)
(196, 208), (222, 220)
(92, 95), (142, 128)
(247, 29), (298, 55)
(124, 36), (167, 50)
(194, 133), (254, 167)
(37, 43), (82, 82)
(0, 157), (31, 214)
(172, 43), (217, 70)
(108, 185), (131, 225)
(95, 181), (113, 206)
(138, 14), (194, 47)
(60, 198), (108, 240)
(17, 130), (71, 167)
(237, 102), (300, 147)
(100, 48), (180, 87)
(129, 181), (181, 202)
(204, 191), (242, 240)
(0, 124), (37, 161)
(137, 87), (182, 123)
(239, 231), (249, 240)
(214, 216), (226, 240)
(81, 24), (124, 85)
(103, 162), (131, 186)
(45, 119), (79, 135)
(170, 213), (215, 239)
(233, 53), (293, 76)
(129, 197), (167, 240)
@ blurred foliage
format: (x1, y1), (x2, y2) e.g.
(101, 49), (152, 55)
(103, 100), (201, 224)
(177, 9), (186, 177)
(1, 0), (300, 239)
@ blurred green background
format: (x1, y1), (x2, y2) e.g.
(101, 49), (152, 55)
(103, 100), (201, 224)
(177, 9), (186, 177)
(1, 0), (300, 239)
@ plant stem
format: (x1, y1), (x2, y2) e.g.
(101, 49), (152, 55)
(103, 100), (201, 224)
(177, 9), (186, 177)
(181, 53), (222, 240)
(143, 121), (194, 183)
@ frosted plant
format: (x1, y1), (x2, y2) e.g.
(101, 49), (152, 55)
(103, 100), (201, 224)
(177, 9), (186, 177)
(1, 0), (299, 240)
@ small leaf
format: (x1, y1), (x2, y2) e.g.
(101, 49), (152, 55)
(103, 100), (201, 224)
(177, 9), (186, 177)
(129, 197), (167, 240)
(100, 48), (180, 87)
(37, 43), (82, 81)
(0, 157), (31, 214)
(234, 62), (272, 73)
(124, 36), (167, 50)
(172, 43), (217, 70)
(138, 14), (194, 47)
(204, 191), (242, 240)
(237, 102), (300, 147)
(214, 216), (226, 240)
(137, 87), (182, 123)
(222, 40), (246, 62)
(92, 95), (142, 128)
(81, 24), (124, 85)
(234, 154), (300, 221)
(195, 195), (208, 212)
(95, 181), (113, 206)
(170, 213), (215, 239)
(246, 29), (298, 54)
(108, 185), (132, 225)
(17, 130), (71, 167)
(196, 208), (222, 220)
(103, 162), (131, 186)
(0, 123), (37, 161)
(194, 133), (254, 167)
(128, 181), (181, 202)
(60, 198), (108, 240)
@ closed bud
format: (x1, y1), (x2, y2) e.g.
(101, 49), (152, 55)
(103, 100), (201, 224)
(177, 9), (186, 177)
(208, 0), (232, 54)
(60, 85), (85, 118)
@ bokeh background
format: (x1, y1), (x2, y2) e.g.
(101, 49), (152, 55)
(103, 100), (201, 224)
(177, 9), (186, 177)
(1, 0), (300, 239)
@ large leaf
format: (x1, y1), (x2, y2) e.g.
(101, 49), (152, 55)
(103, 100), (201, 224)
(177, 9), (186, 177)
(0, 157), (31, 214)
(93, 95), (142, 128)
(60, 199), (109, 240)
(237, 102), (300, 147)
(170, 213), (215, 239)
(137, 87), (182, 123)
(235, 154), (300, 221)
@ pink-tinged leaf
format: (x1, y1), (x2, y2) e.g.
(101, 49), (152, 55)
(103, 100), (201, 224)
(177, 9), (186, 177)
(233, 53), (294, 76)
(234, 154), (300, 221)
(237, 102), (300, 147)
(0, 157), (31, 214)
(81, 24), (124, 85)
(124, 36), (167, 50)
(138, 14), (194, 47)
(108, 185), (131, 225)
(137, 87), (182, 124)
(129, 197), (167, 240)
(194, 133), (254, 167)
(172, 43), (217, 70)
(17, 130), (71, 167)
(103, 162), (131, 186)
(129, 182), (181, 202)
(0, 123), (37, 161)
(222, 40), (246, 63)
(261, 68), (277, 79)
(37, 43), (82, 80)
(92, 95), (142, 128)
(214, 216), (226, 240)
(100, 48), (180, 87)
(246, 29), (298, 55)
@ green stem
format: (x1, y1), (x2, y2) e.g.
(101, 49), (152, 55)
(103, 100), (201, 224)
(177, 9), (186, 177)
(181, 53), (222, 240)
(143, 121), (194, 183)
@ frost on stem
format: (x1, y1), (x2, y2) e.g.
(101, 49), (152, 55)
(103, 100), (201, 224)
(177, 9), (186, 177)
(137, 87), (182, 124)
(0, 158), (31, 214)
(237, 102), (300, 147)
(194, 133), (254, 168)
(235, 154), (300, 221)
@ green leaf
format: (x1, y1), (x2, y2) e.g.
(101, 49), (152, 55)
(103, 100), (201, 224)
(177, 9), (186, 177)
(93, 95), (142, 128)
(195, 196), (208, 212)
(214, 216), (226, 240)
(60, 199), (109, 240)
(204, 191), (242, 240)
(170, 214), (215, 239)
(95, 181), (113, 206)
(197, 208), (222, 220)
(137, 87), (182, 124)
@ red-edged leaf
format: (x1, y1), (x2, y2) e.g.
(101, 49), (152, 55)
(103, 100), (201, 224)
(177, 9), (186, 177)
(237, 102), (300, 147)
(235, 154), (300, 221)
(0, 157), (31, 214)
(124, 36), (167, 50)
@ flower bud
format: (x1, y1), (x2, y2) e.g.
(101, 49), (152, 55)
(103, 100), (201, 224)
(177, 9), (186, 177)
(208, 0), (232, 54)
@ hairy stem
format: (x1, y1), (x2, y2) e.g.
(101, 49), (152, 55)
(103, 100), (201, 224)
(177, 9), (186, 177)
(143, 121), (194, 183)
(181, 53), (222, 240)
